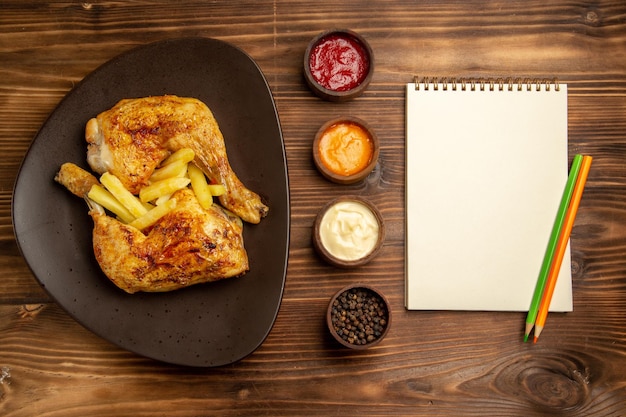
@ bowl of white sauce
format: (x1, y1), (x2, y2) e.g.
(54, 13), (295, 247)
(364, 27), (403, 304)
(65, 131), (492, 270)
(313, 196), (385, 268)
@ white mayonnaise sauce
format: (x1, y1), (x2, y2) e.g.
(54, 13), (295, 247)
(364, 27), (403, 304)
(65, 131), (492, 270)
(319, 200), (379, 261)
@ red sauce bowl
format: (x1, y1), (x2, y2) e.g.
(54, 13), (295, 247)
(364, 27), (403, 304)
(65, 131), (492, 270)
(304, 29), (374, 102)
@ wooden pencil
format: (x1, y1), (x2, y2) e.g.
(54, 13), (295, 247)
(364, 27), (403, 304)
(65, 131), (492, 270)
(523, 154), (583, 342)
(533, 155), (592, 343)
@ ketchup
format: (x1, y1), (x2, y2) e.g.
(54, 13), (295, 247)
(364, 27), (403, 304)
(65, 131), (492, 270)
(318, 122), (374, 176)
(309, 34), (370, 91)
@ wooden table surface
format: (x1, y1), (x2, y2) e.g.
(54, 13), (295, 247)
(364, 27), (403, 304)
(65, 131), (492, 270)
(2, 1), (626, 416)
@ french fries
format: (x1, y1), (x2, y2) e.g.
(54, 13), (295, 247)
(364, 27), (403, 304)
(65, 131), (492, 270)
(207, 184), (226, 196)
(86, 148), (227, 231)
(188, 161), (226, 208)
(160, 148), (195, 166)
(100, 172), (147, 218)
(149, 160), (188, 182)
(139, 177), (191, 203)
(188, 163), (213, 209)
(87, 185), (136, 223)
(129, 198), (177, 230)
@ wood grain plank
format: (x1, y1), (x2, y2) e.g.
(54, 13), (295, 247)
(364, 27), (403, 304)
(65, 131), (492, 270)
(2, 298), (626, 416)
(1, 0), (626, 416)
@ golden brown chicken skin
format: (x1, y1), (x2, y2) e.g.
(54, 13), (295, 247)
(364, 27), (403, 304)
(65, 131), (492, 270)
(91, 188), (248, 293)
(86, 95), (269, 224)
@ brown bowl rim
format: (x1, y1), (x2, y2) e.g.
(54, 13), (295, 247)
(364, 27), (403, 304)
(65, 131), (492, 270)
(303, 29), (374, 102)
(326, 283), (392, 350)
(312, 116), (380, 185)
(312, 195), (385, 268)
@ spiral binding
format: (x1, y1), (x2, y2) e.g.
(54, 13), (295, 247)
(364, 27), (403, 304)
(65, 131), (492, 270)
(413, 77), (559, 92)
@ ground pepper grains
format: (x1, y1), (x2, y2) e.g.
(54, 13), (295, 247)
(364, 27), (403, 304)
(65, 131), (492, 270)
(330, 287), (389, 346)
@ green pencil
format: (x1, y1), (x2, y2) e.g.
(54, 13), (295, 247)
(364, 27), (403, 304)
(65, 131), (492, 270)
(523, 154), (583, 342)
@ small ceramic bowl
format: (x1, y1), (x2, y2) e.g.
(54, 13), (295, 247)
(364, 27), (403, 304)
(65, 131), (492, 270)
(312, 116), (379, 185)
(303, 29), (374, 102)
(327, 284), (391, 350)
(313, 196), (385, 268)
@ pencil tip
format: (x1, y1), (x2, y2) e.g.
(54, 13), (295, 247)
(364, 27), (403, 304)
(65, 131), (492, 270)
(524, 322), (534, 341)
(533, 336), (538, 344)
(534, 325), (544, 341)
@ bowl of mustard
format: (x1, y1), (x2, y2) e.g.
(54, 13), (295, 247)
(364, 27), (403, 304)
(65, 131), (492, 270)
(312, 116), (379, 185)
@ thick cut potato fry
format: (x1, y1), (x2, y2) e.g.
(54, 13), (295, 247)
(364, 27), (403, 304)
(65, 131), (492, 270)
(207, 184), (226, 196)
(100, 172), (147, 218)
(154, 194), (172, 206)
(149, 159), (188, 182)
(129, 198), (177, 230)
(139, 177), (191, 203)
(160, 148), (195, 166)
(188, 163), (213, 209)
(87, 185), (135, 223)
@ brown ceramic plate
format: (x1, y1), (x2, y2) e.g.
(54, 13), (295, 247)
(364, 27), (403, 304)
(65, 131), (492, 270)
(12, 38), (290, 367)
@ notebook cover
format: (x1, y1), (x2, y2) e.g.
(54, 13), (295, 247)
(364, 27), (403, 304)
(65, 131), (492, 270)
(405, 80), (572, 311)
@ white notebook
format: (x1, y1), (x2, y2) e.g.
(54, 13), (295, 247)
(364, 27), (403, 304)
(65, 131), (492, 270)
(405, 78), (573, 311)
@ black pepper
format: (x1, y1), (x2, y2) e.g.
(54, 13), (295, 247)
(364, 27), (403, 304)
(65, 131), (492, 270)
(330, 287), (389, 346)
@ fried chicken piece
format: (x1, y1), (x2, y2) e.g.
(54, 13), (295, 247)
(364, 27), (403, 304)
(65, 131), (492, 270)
(92, 188), (248, 293)
(55, 162), (100, 198)
(86, 95), (268, 224)
(55, 163), (248, 294)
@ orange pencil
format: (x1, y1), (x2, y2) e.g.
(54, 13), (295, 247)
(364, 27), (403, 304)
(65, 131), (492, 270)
(533, 155), (592, 343)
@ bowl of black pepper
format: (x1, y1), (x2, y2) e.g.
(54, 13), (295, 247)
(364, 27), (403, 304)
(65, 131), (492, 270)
(326, 284), (391, 350)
